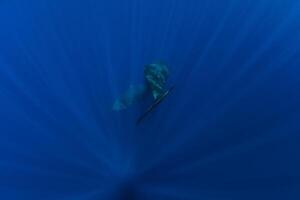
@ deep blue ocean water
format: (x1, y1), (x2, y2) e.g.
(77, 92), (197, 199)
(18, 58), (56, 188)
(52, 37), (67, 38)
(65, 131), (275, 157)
(0, 0), (299, 199)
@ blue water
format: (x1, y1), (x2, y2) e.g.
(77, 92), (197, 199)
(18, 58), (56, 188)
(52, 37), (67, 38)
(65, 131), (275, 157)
(0, 0), (299, 199)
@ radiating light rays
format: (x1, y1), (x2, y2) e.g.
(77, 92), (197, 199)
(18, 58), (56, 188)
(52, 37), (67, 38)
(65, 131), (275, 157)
(97, 65), (137, 181)
(156, 0), (178, 59)
(165, 120), (296, 176)
(139, 135), (300, 199)
(129, 0), (142, 85)
(142, 82), (299, 177)
(131, 3), (300, 197)
(218, 38), (300, 117)
(0, 97), (115, 178)
(94, 15), (121, 130)
(156, 0), (239, 144)
(133, 0), (192, 134)
(225, 3), (300, 78)
(140, 65), (300, 182)
(215, 0), (268, 73)
(147, 0), (300, 166)
(172, 0), (239, 82)
(0, 147), (109, 180)
(0, 55), (114, 168)
(139, 98), (300, 196)
(169, 0), (209, 77)
(0, 136), (115, 199)
(48, 1), (123, 149)
(142, 0), (212, 138)
(125, 0), (198, 162)
(0, 140), (114, 193)
(0, 0), (300, 199)
(172, 0), (298, 114)
(0, 0), (122, 183)
(170, 129), (300, 179)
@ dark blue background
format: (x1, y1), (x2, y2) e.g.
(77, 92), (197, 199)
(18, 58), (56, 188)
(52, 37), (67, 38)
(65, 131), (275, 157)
(0, 0), (299, 199)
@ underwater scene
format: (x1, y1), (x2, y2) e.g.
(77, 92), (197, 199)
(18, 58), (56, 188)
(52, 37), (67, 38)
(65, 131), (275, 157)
(0, 0), (299, 199)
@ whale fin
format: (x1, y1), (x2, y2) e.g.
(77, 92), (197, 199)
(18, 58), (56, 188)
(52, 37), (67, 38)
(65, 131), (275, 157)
(136, 86), (174, 125)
